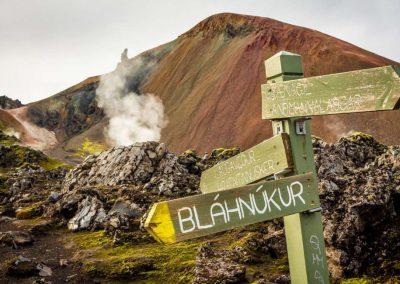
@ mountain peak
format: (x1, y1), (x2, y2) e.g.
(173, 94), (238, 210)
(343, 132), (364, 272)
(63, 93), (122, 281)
(182, 13), (285, 38)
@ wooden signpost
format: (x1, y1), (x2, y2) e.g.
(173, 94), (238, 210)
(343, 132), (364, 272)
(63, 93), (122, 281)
(200, 133), (292, 193)
(262, 64), (400, 119)
(145, 173), (318, 244)
(145, 50), (400, 283)
(265, 51), (329, 284)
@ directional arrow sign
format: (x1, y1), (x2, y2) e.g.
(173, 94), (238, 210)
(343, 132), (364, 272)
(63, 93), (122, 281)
(144, 173), (318, 244)
(200, 134), (293, 193)
(262, 65), (400, 119)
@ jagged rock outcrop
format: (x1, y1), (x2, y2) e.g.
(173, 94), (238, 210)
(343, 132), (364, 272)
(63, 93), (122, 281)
(63, 141), (201, 197)
(55, 142), (239, 232)
(1, 166), (67, 210)
(0, 95), (23, 110)
(314, 133), (400, 279)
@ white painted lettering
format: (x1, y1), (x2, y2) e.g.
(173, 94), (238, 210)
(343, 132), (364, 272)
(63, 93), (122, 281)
(178, 207), (196, 233)
(224, 198), (242, 222)
(290, 181), (305, 206)
(193, 206), (213, 230)
(263, 188), (281, 212)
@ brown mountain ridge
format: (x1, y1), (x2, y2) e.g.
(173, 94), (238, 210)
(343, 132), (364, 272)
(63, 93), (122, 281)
(1, 13), (399, 160)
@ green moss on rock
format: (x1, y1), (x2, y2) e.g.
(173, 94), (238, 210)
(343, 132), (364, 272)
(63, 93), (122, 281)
(0, 137), (68, 171)
(15, 203), (43, 219)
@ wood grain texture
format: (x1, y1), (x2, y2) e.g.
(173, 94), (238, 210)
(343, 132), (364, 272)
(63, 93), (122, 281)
(200, 133), (293, 193)
(262, 65), (400, 119)
(145, 173), (318, 244)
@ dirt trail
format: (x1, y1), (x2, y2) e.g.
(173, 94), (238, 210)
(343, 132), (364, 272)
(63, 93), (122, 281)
(0, 219), (91, 283)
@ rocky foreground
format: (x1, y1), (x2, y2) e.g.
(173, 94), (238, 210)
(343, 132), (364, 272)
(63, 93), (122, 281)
(0, 132), (399, 283)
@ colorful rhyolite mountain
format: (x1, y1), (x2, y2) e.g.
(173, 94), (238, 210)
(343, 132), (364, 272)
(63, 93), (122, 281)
(1, 13), (399, 161)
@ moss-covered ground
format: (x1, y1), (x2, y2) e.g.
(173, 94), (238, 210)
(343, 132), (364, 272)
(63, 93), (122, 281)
(341, 277), (400, 284)
(68, 227), (294, 283)
(69, 231), (201, 283)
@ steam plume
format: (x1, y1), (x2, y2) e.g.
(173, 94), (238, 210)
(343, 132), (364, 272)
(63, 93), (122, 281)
(96, 49), (167, 146)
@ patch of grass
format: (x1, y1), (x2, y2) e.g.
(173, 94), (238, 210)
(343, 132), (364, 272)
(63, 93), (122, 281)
(39, 157), (71, 170)
(73, 138), (107, 159)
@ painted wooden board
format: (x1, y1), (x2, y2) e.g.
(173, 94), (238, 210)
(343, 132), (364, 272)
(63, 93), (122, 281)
(200, 134), (293, 193)
(144, 173), (319, 244)
(262, 65), (400, 119)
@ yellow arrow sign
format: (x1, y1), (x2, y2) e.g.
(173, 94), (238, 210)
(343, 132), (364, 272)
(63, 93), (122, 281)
(144, 173), (319, 244)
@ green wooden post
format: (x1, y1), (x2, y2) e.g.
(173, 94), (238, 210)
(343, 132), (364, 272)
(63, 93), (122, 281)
(264, 51), (330, 283)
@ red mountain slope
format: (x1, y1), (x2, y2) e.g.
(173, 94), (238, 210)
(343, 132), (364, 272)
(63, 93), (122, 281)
(143, 13), (399, 153)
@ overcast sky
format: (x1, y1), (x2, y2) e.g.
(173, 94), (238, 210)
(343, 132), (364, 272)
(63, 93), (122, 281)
(1, 0), (399, 103)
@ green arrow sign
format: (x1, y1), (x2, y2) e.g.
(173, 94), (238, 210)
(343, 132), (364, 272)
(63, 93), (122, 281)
(262, 65), (400, 119)
(200, 134), (293, 193)
(144, 173), (319, 244)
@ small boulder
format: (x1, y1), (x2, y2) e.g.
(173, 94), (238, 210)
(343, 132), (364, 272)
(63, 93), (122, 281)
(37, 263), (52, 277)
(67, 196), (106, 231)
(0, 231), (34, 248)
(6, 256), (38, 277)
(108, 199), (143, 218)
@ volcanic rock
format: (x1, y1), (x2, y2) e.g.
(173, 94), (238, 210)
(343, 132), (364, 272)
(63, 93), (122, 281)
(15, 203), (43, 219)
(313, 133), (400, 278)
(63, 141), (201, 197)
(3, 130), (396, 281)
(55, 142), (240, 233)
(1, 165), (67, 219)
(103, 199), (143, 233)
(194, 243), (247, 284)
(67, 195), (106, 231)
